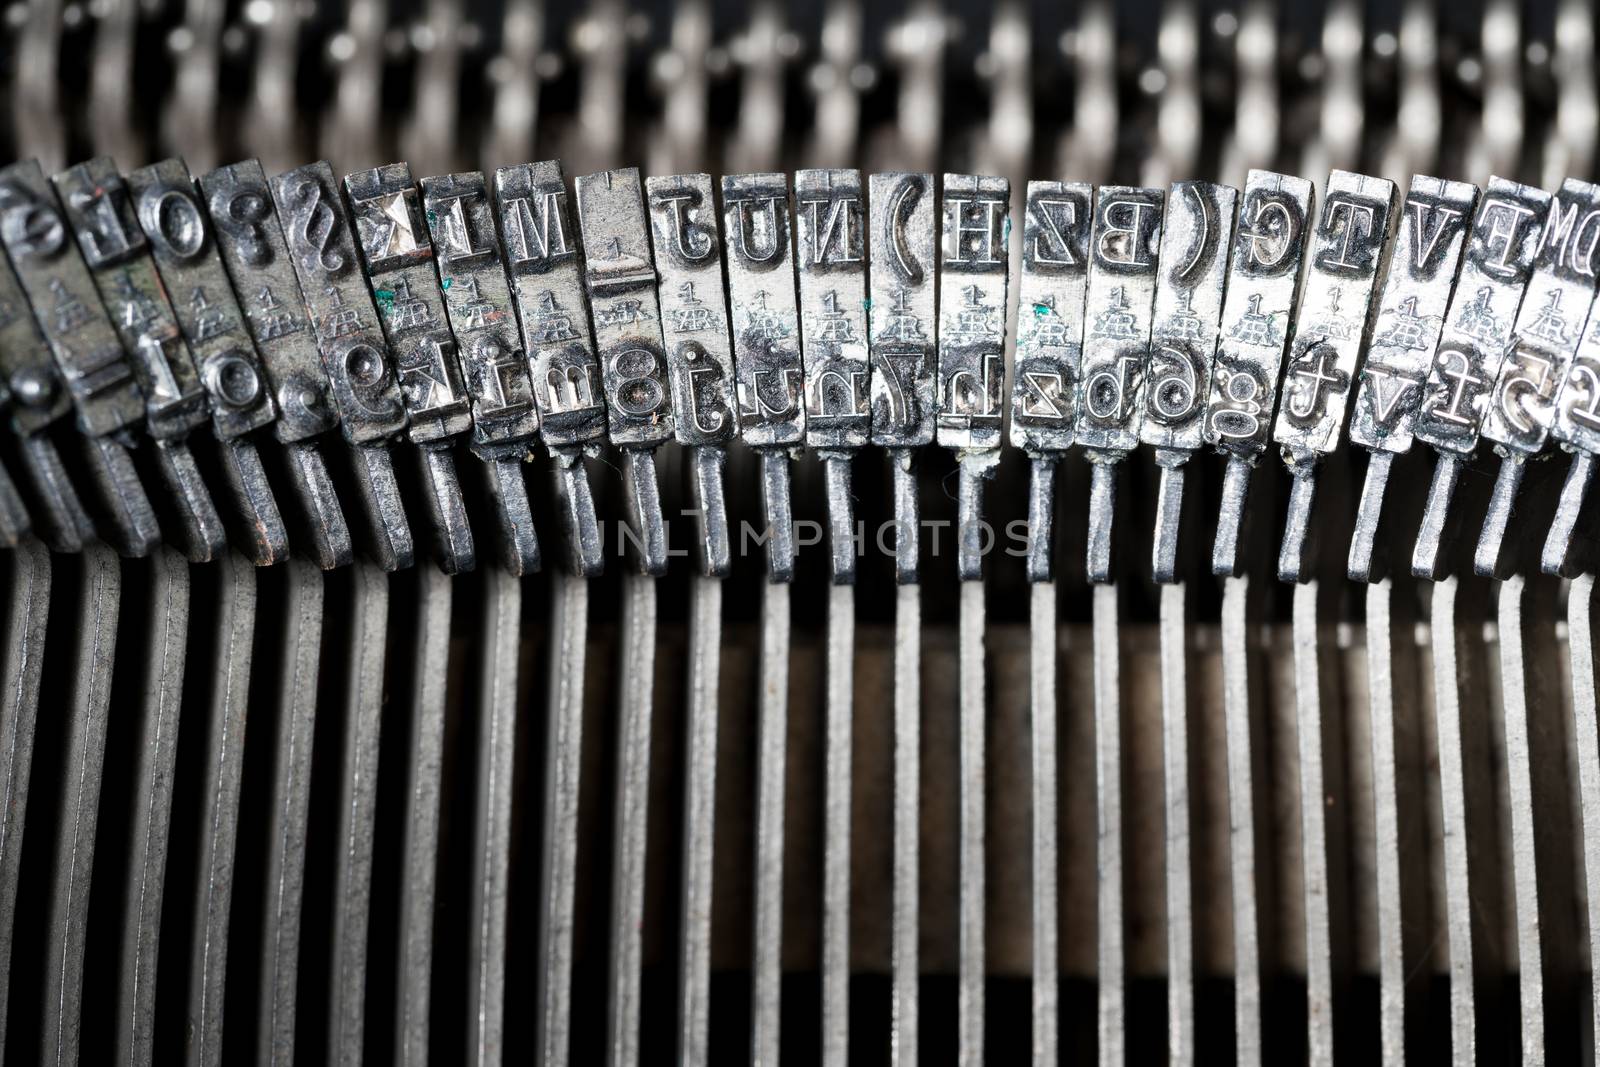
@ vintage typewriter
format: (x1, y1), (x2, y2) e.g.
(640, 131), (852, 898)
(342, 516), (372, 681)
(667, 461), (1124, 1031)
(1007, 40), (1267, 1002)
(0, 0), (1594, 1063)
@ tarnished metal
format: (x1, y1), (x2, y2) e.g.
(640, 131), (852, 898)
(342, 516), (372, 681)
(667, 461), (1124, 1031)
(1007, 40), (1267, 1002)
(345, 163), (477, 574)
(1568, 575), (1600, 1054)
(270, 161), (414, 571)
(495, 160), (605, 576)
(1476, 177), (1600, 577)
(115, 549), (189, 1067)
(0, 159), (155, 555)
(0, 539), (49, 1047)
(42, 543), (121, 1066)
(1544, 233), (1600, 576)
(1272, 170), (1397, 583)
(937, 173), (1010, 459)
(1411, 177), (1549, 579)
(1347, 176), (1478, 582)
(188, 552), (259, 1066)
(1078, 185), (1163, 583)
(54, 156), (227, 561)
(575, 167), (673, 575)
(201, 159), (353, 569)
(869, 172), (938, 452)
(1204, 170), (1315, 576)
(257, 560), (324, 1067)
(128, 157), (289, 565)
(1142, 181), (1237, 584)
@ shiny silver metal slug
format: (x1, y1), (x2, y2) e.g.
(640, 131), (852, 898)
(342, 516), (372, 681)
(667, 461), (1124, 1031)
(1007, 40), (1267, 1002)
(1410, 176), (1549, 580)
(1272, 169), (1397, 584)
(1142, 180), (1237, 584)
(1475, 176), (1600, 578)
(495, 159), (606, 577)
(344, 161), (477, 575)
(416, 169), (547, 575)
(270, 159), (416, 571)
(575, 166), (675, 576)
(1203, 169), (1315, 577)
(1077, 184), (1164, 583)
(1346, 175), (1479, 582)
(202, 158), (354, 570)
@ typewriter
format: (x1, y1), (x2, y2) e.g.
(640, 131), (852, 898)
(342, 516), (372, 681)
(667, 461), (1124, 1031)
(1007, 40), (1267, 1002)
(0, 0), (1593, 1063)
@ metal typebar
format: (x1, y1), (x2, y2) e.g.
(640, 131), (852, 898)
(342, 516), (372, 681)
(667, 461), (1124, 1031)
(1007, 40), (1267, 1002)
(644, 171), (739, 1066)
(1496, 575), (1579, 1057)
(344, 163), (478, 575)
(42, 542), (121, 1065)
(257, 559), (325, 1067)
(113, 548), (188, 1067)
(607, 572), (657, 1067)
(494, 160), (606, 577)
(535, 571), (588, 1067)
(1410, 177), (1548, 580)
(792, 166), (869, 1064)
(1477, 178), (1600, 577)
(1346, 176), (1479, 583)
(1545, 284), (1600, 576)
(396, 565), (452, 1067)
(270, 161), (415, 572)
(1568, 574), (1600, 1051)
(417, 169), (545, 576)
(937, 172), (1010, 1067)
(1430, 576), (1500, 1059)
(327, 562), (390, 1066)
(201, 159), (355, 571)
(751, 579), (789, 1067)
(54, 157), (228, 561)
(0, 159), (156, 557)
(188, 552), (259, 1066)
(127, 158), (289, 566)
(1203, 169), (1315, 578)
(1090, 582), (1123, 1064)
(1220, 575), (1267, 1067)
(869, 169), (938, 1066)
(469, 566), (518, 1066)
(1141, 179), (1236, 1066)
(0, 538), (50, 1045)
(1027, 580), (1057, 1067)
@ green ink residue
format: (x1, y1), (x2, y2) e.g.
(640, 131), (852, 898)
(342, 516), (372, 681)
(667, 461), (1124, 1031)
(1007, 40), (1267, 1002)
(1033, 302), (1050, 317)
(427, 209), (438, 227)
(1002, 216), (1012, 244)
(441, 278), (452, 290)
(374, 287), (396, 311)
(863, 298), (872, 312)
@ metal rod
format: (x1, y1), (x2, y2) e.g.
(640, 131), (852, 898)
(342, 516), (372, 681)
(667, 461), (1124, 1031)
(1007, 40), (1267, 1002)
(1543, 451), (1595, 577)
(1160, 581), (1193, 1065)
(1222, 575), (1264, 1066)
(1292, 580), (1346, 1066)
(823, 582), (855, 1067)
(257, 560), (325, 1067)
(0, 538), (51, 1046)
(536, 571), (589, 1067)
(328, 562), (391, 1066)
(893, 581), (920, 1067)
(42, 542), (122, 1066)
(1030, 581), (1058, 1067)
(188, 552), (260, 1066)
(18, 434), (93, 554)
(607, 572), (657, 1067)
(396, 566), (453, 1066)
(751, 576), (790, 1065)
(0, 454), (31, 546)
(1568, 574), (1600, 1054)
(469, 566), (518, 1066)
(958, 579), (986, 1066)
(679, 576), (722, 1067)
(1093, 583), (1123, 1065)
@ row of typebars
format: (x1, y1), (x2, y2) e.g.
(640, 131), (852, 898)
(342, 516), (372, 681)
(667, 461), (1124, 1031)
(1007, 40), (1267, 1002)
(4, 1), (1600, 1067)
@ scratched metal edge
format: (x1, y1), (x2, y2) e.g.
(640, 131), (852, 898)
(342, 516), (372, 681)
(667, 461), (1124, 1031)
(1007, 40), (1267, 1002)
(257, 559), (324, 1067)
(43, 542), (121, 1066)
(468, 566), (516, 1067)
(535, 571), (587, 1067)
(0, 538), (51, 1048)
(115, 548), (189, 1067)
(328, 562), (390, 1066)
(678, 575), (721, 1067)
(396, 565), (452, 1067)
(189, 551), (259, 1066)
